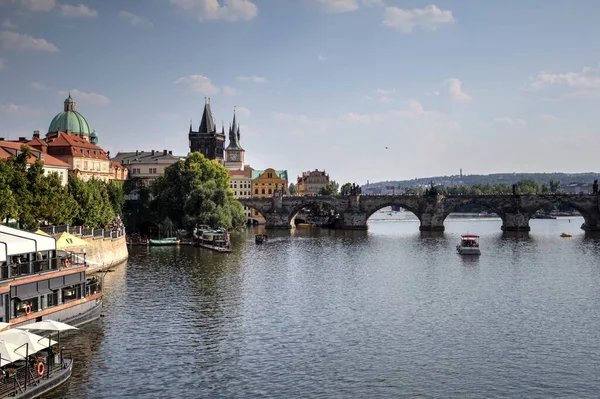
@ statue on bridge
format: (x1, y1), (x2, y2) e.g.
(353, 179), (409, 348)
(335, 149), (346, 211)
(594, 180), (598, 195)
(424, 181), (438, 197)
(350, 183), (361, 196)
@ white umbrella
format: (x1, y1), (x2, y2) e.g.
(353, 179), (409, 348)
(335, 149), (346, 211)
(0, 322), (10, 331)
(17, 320), (77, 332)
(0, 339), (27, 366)
(0, 329), (56, 353)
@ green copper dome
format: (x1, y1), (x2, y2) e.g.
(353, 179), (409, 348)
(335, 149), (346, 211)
(48, 95), (91, 136)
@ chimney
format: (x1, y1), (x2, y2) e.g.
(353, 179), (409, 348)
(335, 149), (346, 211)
(169, 150), (172, 155)
(151, 150), (155, 156)
(18, 136), (26, 142)
(163, 149), (167, 155)
(107, 151), (110, 158)
(135, 150), (139, 156)
(33, 130), (40, 139)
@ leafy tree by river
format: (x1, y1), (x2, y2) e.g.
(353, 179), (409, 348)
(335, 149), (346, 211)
(150, 152), (247, 231)
(0, 145), (122, 229)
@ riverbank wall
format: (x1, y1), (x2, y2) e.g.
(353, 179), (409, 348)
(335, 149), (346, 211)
(82, 235), (128, 273)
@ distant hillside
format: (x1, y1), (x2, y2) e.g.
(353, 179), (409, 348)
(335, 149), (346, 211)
(363, 172), (599, 193)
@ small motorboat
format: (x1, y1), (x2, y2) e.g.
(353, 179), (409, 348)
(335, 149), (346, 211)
(149, 237), (181, 246)
(560, 233), (572, 238)
(255, 234), (268, 245)
(456, 234), (481, 255)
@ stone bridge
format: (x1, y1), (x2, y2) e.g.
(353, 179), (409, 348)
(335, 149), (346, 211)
(239, 194), (600, 231)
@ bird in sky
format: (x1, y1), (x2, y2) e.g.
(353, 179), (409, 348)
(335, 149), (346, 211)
(385, 147), (388, 149)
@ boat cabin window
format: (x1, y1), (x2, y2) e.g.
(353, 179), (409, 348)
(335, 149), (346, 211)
(47, 290), (59, 307)
(62, 284), (82, 302)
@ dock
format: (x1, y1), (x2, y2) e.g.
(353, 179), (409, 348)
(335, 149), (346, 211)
(196, 242), (231, 253)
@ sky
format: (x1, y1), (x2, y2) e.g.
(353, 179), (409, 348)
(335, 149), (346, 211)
(1, 0), (600, 185)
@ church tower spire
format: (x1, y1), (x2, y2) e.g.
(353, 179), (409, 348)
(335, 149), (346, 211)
(226, 106), (243, 150)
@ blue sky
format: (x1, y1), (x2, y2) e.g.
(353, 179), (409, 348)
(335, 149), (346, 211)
(1, 0), (600, 184)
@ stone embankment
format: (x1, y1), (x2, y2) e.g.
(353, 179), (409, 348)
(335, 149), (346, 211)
(42, 225), (129, 273)
(81, 235), (128, 273)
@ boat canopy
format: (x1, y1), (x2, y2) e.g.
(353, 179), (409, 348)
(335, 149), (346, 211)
(0, 225), (56, 262)
(461, 234), (480, 238)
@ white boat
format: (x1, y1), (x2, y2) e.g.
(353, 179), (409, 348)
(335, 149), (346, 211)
(456, 234), (481, 255)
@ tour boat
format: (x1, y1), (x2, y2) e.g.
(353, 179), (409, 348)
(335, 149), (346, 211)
(255, 234), (268, 245)
(0, 225), (103, 331)
(560, 233), (572, 238)
(196, 228), (231, 253)
(148, 237), (181, 246)
(456, 234), (481, 255)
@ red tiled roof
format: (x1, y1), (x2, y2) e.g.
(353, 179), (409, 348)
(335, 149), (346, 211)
(229, 169), (251, 178)
(26, 138), (47, 147)
(111, 161), (125, 169)
(0, 141), (69, 167)
(46, 132), (108, 159)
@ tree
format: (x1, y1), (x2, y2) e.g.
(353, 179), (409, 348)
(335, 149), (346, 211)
(340, 183), (352, 196)
(549, 179), (560, 193)
(288, 182), (297, 196)
(152, 153), (246, 231)
(319, 180), (339, 196)
(107, 181), (125, 216)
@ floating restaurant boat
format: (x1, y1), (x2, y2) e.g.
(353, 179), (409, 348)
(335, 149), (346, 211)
(148, 237), (181, 246)
(0, 321), (76, 398)
(560, 233), (572, 238)
(0, 225), (103, 329)
(456, 234), (481, 255)
(196, 228), (231, 253)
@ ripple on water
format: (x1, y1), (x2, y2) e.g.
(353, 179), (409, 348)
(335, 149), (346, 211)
(46, 219), (600, 398)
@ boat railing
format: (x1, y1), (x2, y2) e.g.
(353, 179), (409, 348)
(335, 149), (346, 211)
(0, 252), (87, 282)
(0, 352), (67, 397)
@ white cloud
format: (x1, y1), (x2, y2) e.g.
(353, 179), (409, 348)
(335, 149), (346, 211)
(445, 78), (472, 102)
(30, 81), (47, 90)
(1, 19), (17, 29)
(119, 11), (153, 27)
(174, 74), (237, 96)
(58, 89), (110, 106)
(526, 66), (600, 98)
(0, 0), (56, 12)
(60, 4), (97, 18)
(236, 75), (266, 83)
(170, 0), (258, 22)
(540, 114), (559, 121)
(0, 31), (58, 51)
(317, 54), (327, 61)
(0, 104), (19, 113)
(380, 96), (392, 103)
(309, 0), (383, 13)
(235, 106), (251, 117)
(376, 88), (395, 95)
(382, 5), (455, 33)
(223, 86), (239, 96)
(493, 117), (526, 127)
(426, 90), (440, 97)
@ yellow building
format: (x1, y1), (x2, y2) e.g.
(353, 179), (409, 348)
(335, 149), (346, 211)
(229, 169), (252, 221)
(251, 168), (288, 224)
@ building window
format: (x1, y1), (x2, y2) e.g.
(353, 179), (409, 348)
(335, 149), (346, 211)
(268, 189), (272, 194)
(262, 189), (265, 194)
(83, 161), (88, 170)
(254, 189), (258, 194)
(103, 163), (108, 171)
(75, 160), (81, 169)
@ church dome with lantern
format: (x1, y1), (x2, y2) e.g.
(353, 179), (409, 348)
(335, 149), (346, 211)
(48, 94), (97, 144)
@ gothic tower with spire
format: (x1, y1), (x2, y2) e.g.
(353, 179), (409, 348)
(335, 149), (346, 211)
(224, 106), (245, 170)
(188, 98), (226, 163)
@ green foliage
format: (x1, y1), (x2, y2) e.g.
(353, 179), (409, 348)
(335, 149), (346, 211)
(0, 145), (122, 229)
(107, 181), (125, 215)
(319, 180), (340, 196)
(151, 152), (246, 231)
(288, 182), (297, 196)
(340, 183), (352, 196)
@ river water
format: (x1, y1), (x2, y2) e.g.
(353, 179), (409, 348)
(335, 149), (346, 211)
(46, 214), (600, 398)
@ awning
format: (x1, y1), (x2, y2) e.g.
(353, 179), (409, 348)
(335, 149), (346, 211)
(0, 225), (56, 263)
(55, 232), (88, 250)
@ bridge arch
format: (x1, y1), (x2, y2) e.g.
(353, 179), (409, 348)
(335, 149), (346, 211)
(287, 197), (342, 226)
(363, 201), (421, 222)
(526, 196), (597, 230)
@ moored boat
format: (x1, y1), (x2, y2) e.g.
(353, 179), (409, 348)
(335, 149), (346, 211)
(456, 234), (481, 255)
(0, 225), (103, 330)
(255, 234), (268, 245)
(196, 228), (231, 253)
(148, 237), (181, 246)
(560, 233), (572, 237)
